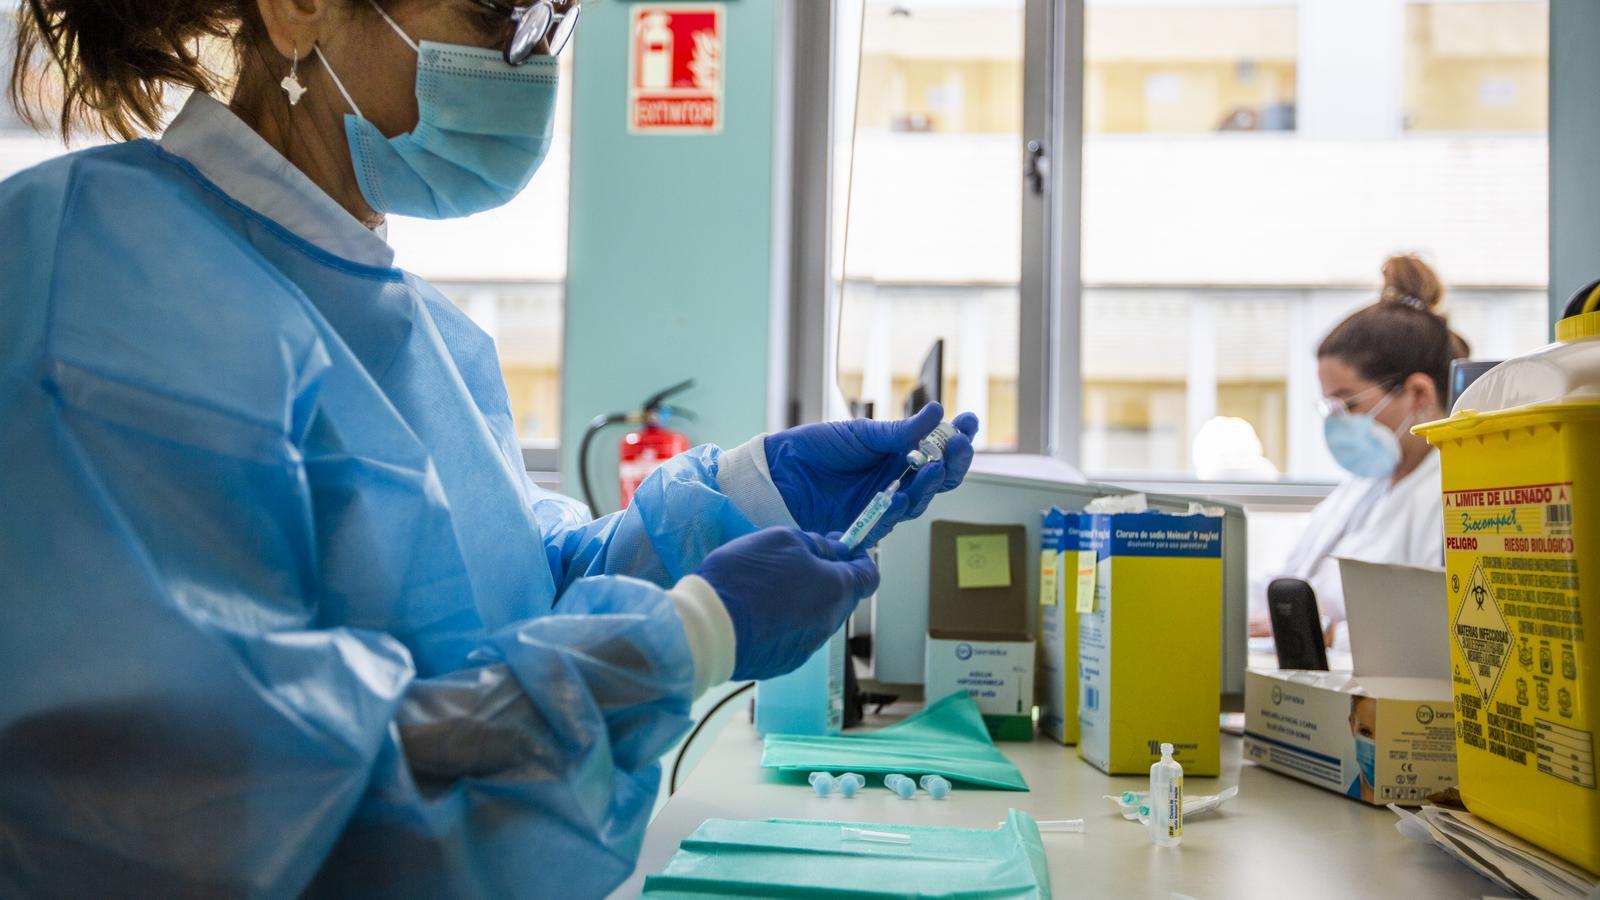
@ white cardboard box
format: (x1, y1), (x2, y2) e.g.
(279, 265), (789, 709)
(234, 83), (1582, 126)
(925, 638), (1035, 738)
(1244, 560), (1458, 805)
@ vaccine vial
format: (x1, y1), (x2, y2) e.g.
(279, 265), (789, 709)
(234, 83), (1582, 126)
(905, 422), (959, 467)
(1149, 743), (1183, 846)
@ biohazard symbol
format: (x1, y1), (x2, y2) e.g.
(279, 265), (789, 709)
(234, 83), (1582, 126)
(1454, 561), (1511, 702)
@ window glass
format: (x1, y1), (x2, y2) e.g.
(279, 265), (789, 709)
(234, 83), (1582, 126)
(834, 0), (1025, 449)
(1403, 1), (1548, 132)
(1080, 0), (1549, 481)
(1085, 5), (1297, 134)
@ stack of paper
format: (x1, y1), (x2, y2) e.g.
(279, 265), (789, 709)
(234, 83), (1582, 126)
(1391, 804), (1599, 898)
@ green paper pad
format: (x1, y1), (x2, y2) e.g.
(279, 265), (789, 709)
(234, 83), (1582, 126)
(642, 809), (1051, 898)
(761, 692), (1029, 791)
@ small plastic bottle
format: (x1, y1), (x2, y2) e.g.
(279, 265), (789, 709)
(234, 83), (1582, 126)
(1148, 743), (1183, 847)
(884, 773), (916, 799)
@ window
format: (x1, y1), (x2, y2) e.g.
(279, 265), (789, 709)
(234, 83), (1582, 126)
(1085, 5), (1297, 134)
(833, 0), (1026, 450)
(1078, 0), (1550, 481)
(1404, 1), (1548, 132)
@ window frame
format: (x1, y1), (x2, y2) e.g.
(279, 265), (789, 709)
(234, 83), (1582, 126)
(796, 0), (1545, 487)
(793, 0), (1077, 452)
(1024, 0), (1084, 462)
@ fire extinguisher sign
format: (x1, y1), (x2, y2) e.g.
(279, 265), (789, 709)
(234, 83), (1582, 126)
(627, 5), (725, 134)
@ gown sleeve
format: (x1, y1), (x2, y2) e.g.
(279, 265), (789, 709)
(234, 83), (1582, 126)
(0, 330), (412, 895)
(1, 336), (705, 897)
(0, 159), (704, 897)
(540, 444), (784, 594)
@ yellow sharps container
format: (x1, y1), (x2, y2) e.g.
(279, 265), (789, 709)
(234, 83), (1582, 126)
(1415, 284), (1600, 876)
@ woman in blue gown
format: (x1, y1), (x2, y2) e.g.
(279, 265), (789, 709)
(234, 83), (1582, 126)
(0, 0), (977, 894)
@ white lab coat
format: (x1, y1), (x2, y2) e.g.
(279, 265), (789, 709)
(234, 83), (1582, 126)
(1252, 450), (1444, 631)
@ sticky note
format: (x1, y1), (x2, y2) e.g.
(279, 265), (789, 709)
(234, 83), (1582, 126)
(956, 534), (1012, 589)
(1074, 550), (1098, 612)
(1040, 551), (1060, 606)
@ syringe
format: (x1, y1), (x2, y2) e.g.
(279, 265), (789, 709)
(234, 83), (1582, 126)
(839, 477), (900, 550)
(839, 422), (961, 551)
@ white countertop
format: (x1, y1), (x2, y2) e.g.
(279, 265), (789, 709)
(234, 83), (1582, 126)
(614, 706), (1498, 899)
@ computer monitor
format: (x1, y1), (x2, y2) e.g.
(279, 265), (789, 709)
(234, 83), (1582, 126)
(1448, 359), (1501, 411)
(905, 340), (943, 416)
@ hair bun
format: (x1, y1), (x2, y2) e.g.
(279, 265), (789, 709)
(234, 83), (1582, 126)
(1380, 254), (1444, 313)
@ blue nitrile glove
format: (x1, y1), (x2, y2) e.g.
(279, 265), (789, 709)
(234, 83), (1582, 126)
(697, 528), (880, 681)
(765, 403), (980, 549)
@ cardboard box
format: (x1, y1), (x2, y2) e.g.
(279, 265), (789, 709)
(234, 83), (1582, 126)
(1038, 507), (1080, 744)
(925, 638), (1036, 742)
(1077, 511), (1223, 775)
(924, 521), (1034, 741)
(1244, 560), (1458, 805)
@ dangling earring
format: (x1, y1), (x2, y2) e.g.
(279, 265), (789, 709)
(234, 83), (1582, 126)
(280, 46), (307, 106)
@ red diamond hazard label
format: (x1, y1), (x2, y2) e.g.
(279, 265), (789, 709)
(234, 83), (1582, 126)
(1454, 561), (1511, 701)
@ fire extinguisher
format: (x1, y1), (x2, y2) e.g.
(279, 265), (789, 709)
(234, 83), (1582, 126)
(578, 379), (696, 516)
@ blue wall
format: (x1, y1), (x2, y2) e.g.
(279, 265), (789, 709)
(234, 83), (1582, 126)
(1550, 0), (1600, 330)
(563, 2), (781, 505)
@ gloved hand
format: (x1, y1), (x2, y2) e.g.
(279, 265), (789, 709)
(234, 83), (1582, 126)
(765, 403), (979, 549)
(696, 528), (880, 681)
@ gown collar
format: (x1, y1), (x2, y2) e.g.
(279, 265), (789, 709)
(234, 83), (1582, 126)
(159, 91), (396, 270)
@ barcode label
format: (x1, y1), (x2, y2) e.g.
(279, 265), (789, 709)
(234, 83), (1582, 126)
(1547, 504), (1572, 529)
(1084, 686), (1100, 711)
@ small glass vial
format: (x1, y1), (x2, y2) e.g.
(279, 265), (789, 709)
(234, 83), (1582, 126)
(1148, 742), (1183, 847)
(906, 422), (958, 467)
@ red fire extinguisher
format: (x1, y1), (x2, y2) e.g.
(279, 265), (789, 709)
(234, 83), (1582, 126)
(579, 379), (696, 516)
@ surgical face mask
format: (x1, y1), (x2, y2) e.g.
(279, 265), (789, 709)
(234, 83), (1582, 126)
(1322, 388), (1412, 479)
(1354, 734), (1377, 786)
(315, 2), (559, 219)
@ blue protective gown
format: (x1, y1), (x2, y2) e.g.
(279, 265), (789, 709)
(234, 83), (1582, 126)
(0, 138), (768, 897)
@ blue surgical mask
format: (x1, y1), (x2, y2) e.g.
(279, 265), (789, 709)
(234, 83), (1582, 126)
(1323, 389), (1411, 479)
(1354, 733), (1377, 786)
(316, 2), (559, 219)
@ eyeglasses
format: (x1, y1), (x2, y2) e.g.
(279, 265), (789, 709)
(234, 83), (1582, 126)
(470, 0), (581, 64)
(1317, 382), (1396, 418)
